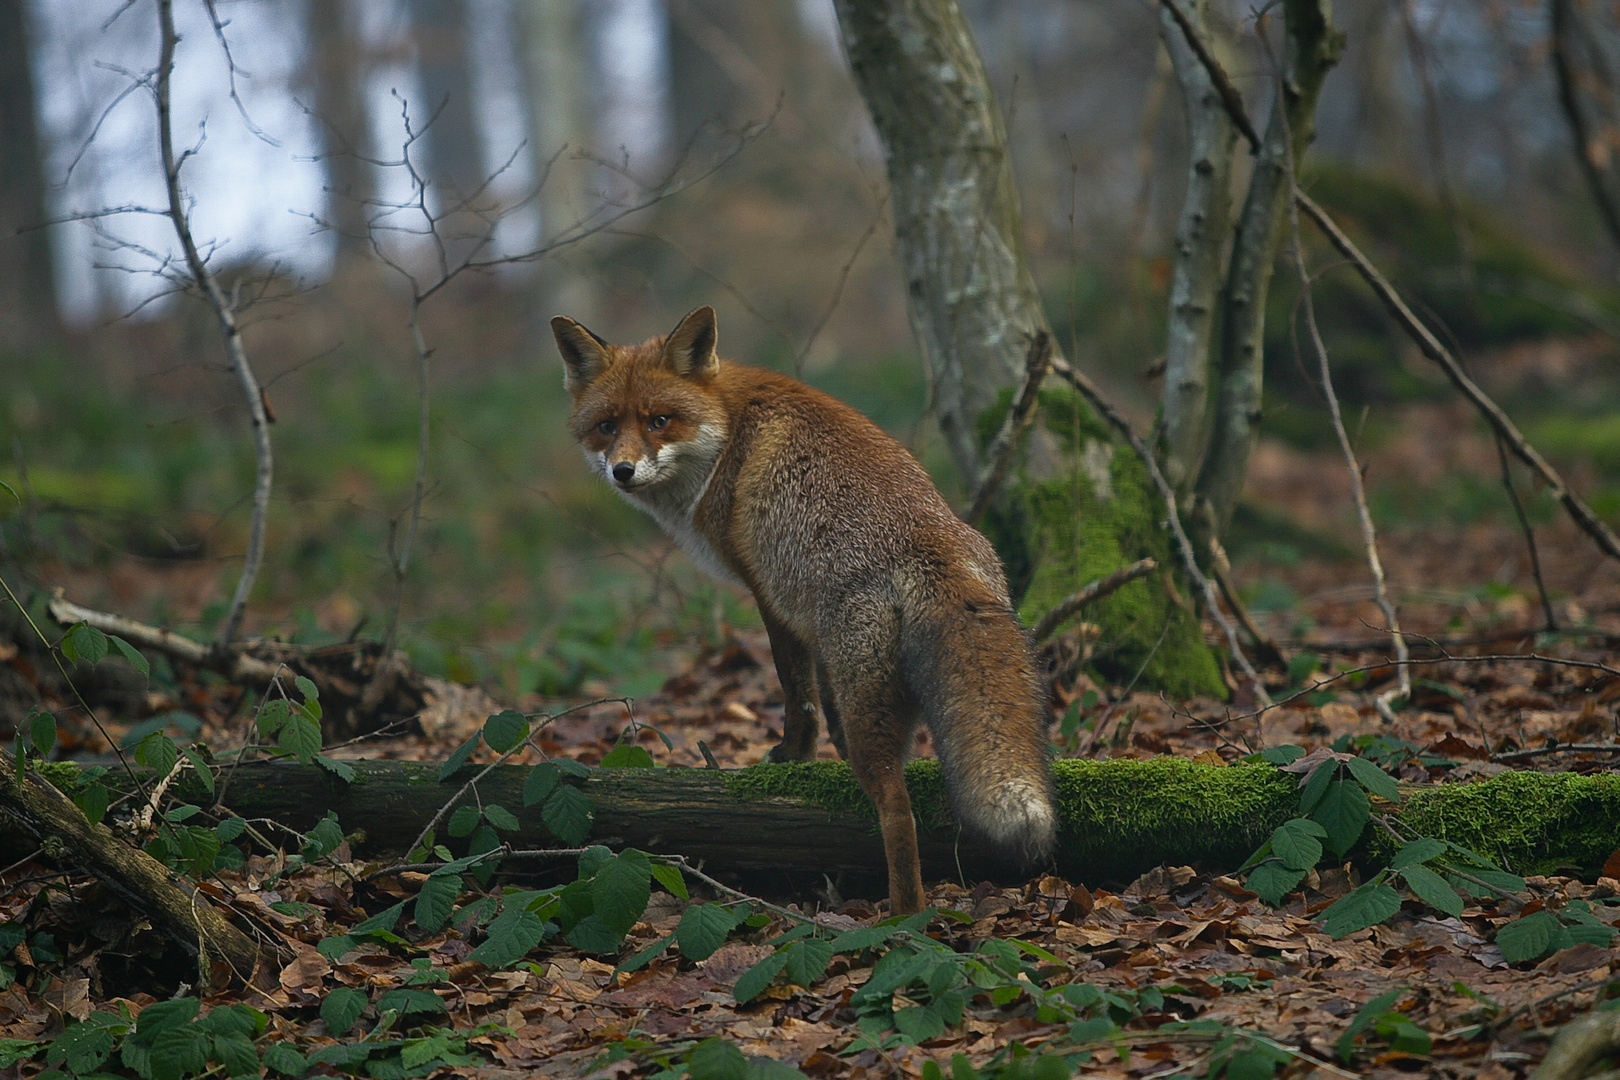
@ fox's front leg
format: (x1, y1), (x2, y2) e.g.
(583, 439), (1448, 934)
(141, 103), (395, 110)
(760, 610), (821, 762)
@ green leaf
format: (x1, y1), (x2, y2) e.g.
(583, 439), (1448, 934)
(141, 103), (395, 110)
(484, 803), (521, 832)
(592, 850), (652, 936)
(447, 805), (482, 838)
(650, 860), (689, 900)
(63, 623), (108, 666)
(894, 1002), (945, 1043)
(482, 710), (529, 755)
(1298, 758), (1337, 813)
(1310, 778), (1370, 857)
(1246, 862), (1307, 907)
(136, 732), (179, 777)
(262, 1042), (306, 1076)
(555, 757), (592, 778)
(1224, 1047), (1281, 1080)
(1259, 745), (1306, 765)
(314, 754), (356, 782)
(599, 744), (655, 768)
(352, 899), (408, 936)
(75, 782), (109, 826)
(278, 714), (322, 765)
(109, 635), (151, 678)
(1270, 819), (1325, 871)
(182, 747), (214, 793)
(747, 1057), (811, 1080)
(321, 986), (368, 1036)
(543, 784), (594, 845)
(617, 931), (676, 975)
(376, 987), (447, 1018)
(1319, 880), (1402, 938)
(467, 908), (549, 968)
(783, 937), (834, 987)
(414, 871), (462, 933)
(294, 675), (319, 704)
(1567, 922), (1618, 948)
(733, 950), (789, 1003)
(212, 1033), (261, 1079)
(45, 1019), (116, 1073)
(1375, 1014), (1432, 1056)
(438, 733), (480, 780)
(565, 914), (623, 954)
(522, 763), (559, 807)
(688, 1038), (748, 1080)
(302, 813), (345, 859)
(1390, 837), (1446, 870)
(27, 712), (56, 758)
(256, 700), (291, 739)
(1338, 987), (1407, 1063)
(1496, 911), (1560, 963)
(147, 1025), (209, 1080)
(1344, 755), (1400, 803)
(1398, 864), (1464, 918)
(676, 903), (740, 962)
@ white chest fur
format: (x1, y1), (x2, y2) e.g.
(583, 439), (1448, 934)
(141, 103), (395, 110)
(602, 421), (738, 584)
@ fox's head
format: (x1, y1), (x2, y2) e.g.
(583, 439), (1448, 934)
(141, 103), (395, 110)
(552, 306), (729, 496)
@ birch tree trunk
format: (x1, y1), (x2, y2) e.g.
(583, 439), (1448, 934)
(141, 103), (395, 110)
(831, 0), (1225, 698)
(830, 0), (1054, 483)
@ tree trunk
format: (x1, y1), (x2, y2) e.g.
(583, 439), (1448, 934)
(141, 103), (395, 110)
(832, 0), (1225, 697)
(0, 0), (59, 350)
(303, 0), (374, 265)
(1192, 0), (1342, 535)
(831, 0), (1053, 485)
(409, 0), (483, 207)
(1156, 0), (1236, 499)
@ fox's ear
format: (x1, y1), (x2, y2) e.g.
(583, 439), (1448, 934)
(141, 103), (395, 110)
(663, 306), (720, 380)
(552, 316), (611, 393)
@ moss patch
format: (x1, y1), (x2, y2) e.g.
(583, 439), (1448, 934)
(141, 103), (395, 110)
(1386, 770), (1620, 878)
(979, 387), (1226, 698)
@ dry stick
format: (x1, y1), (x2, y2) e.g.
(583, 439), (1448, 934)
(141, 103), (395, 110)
(155, 0), (272, 648)
(1493, 743), (1620, 763)
(1495, 434), (1559, 633)
(46, 595), (281, 684)
(1159, 0), (1620, 568)
(964, 331), (1053, 525)
(1048, 357), (1271, 705)
(1031, 557), (1158, 643)
(1270, 44), (1410, 723)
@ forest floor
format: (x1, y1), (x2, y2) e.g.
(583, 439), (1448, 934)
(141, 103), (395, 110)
(3, 417), (1620, 1078)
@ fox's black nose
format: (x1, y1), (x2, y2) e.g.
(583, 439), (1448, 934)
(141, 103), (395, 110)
(612, 462), (635, 485)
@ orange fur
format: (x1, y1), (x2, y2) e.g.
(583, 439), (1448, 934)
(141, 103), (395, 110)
(554, 306), (1056, 914)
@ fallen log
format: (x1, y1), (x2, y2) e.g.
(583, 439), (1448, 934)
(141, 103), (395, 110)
(0, 747), (264, 983)
(174, 759), (1620, 887)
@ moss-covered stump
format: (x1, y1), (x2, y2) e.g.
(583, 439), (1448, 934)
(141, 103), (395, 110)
(978, 387), (1226, 699)
(54, 760), (1618, 892)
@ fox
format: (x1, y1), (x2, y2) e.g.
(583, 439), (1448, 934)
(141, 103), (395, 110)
(552, 305), (1057, 914)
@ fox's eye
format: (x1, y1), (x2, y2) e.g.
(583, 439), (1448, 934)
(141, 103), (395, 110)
(596, 418), (617, 436)
(649, 414), (671, 431)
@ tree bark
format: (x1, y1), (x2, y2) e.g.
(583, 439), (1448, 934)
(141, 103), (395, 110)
(1192, 0), (1342, 534)
(1156, 0), (1236, 498)
(0, 0), (59, 350)
(0, 749), (263, 982)
(831, 0), (1056, 483)
(303, 0), (374, 264)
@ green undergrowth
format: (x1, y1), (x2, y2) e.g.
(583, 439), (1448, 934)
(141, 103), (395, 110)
(977, 387), (1225, 699)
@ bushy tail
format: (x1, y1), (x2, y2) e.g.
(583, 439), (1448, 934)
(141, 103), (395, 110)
(905, 599), (1057, 867)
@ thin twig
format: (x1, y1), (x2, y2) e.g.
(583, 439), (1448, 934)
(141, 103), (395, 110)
(965, 331), (1053, 525)
(1032, 558), (1158, 643)
(1048, 356), (1271, 705)
(155, 0), (273, 647)
(1551, 0), (1620, 256)
(1491, 742), (1620, 763)
(1494, 435), (1558, 633)
(1156, 0), (1260, 151)
(1269, 31), (1410, 722)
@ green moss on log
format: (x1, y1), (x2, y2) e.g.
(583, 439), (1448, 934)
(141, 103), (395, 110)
(1383, 770), (1620, 878)
(978, 386), (1225, 698)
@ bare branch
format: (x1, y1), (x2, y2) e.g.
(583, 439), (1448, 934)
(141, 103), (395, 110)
(964, 331), (1053, 525)
(1551, 0), (1620, 256)
(155, 0), (273, 647)
(1032, 558), (1159, 644)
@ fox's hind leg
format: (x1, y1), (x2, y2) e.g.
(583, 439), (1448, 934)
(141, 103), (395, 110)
(761, 609), (822, 762)
(816, 662), (848, 760)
